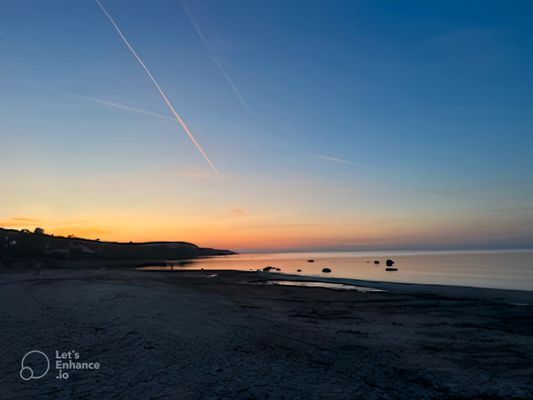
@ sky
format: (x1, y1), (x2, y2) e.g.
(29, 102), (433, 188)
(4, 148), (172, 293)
(1, 0), (532, 252)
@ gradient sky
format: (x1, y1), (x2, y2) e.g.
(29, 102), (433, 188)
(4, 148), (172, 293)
(1, 0), (532, 252)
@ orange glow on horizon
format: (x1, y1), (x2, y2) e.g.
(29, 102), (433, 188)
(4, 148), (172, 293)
(2, 209), (528, 252)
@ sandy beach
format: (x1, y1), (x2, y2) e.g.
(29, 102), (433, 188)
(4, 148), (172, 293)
(1, 266), (532, 399)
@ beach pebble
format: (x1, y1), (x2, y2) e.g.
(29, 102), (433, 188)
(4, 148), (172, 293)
(386, 259), (395, 267)
(322, 268), (332, 273)
(373, 260), (380, 265)
(297, 269), (302, 272)
(263, 266), (274, 272)
(307, 259), (315, 263)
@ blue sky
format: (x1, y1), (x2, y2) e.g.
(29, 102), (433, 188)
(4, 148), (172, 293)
(0, 0), (532, 251)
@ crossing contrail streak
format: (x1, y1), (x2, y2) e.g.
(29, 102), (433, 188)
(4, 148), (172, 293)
(181, 0), (248, 110)
(70, 92), (175, 121)
(87, 97), (175, 121)
(95, 0), (219, 174)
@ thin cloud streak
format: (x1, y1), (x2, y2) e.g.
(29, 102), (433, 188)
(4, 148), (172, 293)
(11, 217), (42, 223)
(95, 0), (219, 174)
(82, 96), (175, 121)
(0, 217), (42, 227)
(58, 91), (175, 121)
(310, 152), (354, 165)
(181, 0), (248, 110)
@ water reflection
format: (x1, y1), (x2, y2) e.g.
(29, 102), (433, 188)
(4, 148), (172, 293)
(138, 250), (533, 290)
(263, 280), (384, 292)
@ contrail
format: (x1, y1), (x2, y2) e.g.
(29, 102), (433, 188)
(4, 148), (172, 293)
(308, 152), (353, 165)
(95, 0), (219, 174)
(87, 97), (174, 121)
(180, 0), (248, 109)
(65, 92), (175, 121)
(50, 87), (174, 121)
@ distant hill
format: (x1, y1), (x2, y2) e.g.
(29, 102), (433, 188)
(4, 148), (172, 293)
(0, 227), (235, 268)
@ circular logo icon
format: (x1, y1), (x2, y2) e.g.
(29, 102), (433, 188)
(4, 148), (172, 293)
(20, 350), (50, 380)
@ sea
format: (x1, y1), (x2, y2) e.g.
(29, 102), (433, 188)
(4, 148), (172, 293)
(141, 249), (533, 291)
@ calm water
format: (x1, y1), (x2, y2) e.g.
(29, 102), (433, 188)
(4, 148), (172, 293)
(142, 250), (533, 290)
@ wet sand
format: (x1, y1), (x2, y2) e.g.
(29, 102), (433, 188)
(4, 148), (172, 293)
(1, 267), (532, 399)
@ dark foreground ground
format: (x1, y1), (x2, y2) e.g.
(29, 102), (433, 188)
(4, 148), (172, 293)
(0, 268), (532, 399)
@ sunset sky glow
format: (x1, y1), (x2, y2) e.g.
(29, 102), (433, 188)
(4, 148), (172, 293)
(1, 0), (532, 251)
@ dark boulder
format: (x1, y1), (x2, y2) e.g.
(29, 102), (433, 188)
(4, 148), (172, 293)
(307, 259), (315, 263)
(386, 259), (395, 267)
(322, 267), (332, 273)
(263, 266), (274, 272)
(373, 260), (380, 265)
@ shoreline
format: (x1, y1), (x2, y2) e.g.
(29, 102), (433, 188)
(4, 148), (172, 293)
(3, 264), (533, 303)
(136, 267), (533, 304)
(253, 271), (533, 305)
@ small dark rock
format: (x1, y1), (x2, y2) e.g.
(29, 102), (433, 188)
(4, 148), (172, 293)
(307, 259), (315, 262)
(322, 268), (332, 273)
(385, 267), (398, 272)
(263, 266), (274, 272)
(373, 260), (380, 265)
(297, 269), (302, 272)
(386, 259), (395, 267)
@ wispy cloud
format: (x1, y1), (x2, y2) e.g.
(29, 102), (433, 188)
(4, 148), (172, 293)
(172, 167), (226, 180)
(309, 152), (353, 165)
(0, 217), (42, 227)
(80, 95), (174, 121)
(181, 0), (248, 109)
(10, 217), (42, 223)
(51, 88), (175, 121)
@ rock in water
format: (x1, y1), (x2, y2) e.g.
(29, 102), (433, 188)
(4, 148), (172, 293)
(322, 268), (332, 273)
